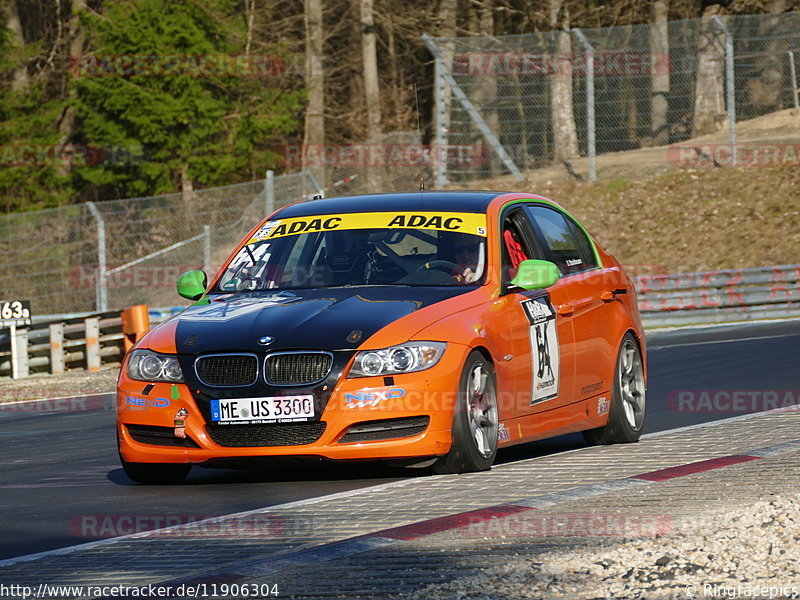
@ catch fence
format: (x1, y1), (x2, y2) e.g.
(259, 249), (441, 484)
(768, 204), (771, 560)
(425, 12), (800, 184)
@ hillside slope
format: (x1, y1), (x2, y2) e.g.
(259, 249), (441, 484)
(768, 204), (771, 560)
(464, 110), (800, 273)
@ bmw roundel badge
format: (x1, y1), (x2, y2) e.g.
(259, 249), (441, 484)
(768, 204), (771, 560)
(258, 336), (274, 345)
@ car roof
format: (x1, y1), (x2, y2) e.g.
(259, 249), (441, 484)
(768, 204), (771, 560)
(274, 191), (505, 218)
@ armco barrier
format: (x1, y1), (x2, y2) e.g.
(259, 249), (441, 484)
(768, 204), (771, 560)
(634, 264), (800, 328)
(2, 264), (797, 378)
(0, 306), (151, 379)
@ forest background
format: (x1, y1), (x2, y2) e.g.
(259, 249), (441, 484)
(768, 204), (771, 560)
(0, 0), (797, 214)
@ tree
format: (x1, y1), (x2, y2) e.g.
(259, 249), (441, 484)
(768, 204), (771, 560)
(303, 0), (326, 187)
(71, 0), (302, 198)
(0, 0), (70, 212)
(470, 0), (500, 175)
(692, 4), (725, 136)
(650, 0), (670, 145)
(360, 0), (382, 192)
(549, 0), (579, 162)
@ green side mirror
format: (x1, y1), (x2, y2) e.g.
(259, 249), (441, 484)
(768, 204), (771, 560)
(510, 259), (560, 290)
(177, 270), (208, 301)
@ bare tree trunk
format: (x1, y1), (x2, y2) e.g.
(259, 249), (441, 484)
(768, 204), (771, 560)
(244, 0), (255, 57)
(360, 0), (383, 193)
(385, 14), (400, 125)
(752, 0), (788, 113)
(56, 0), (88, 177)
(473, 0), (499, 175)
(549, 0), (579, 162)
(650, 0), (670, 145)
(692, 4), (725, 137)
(437, 0), (457, 142)
(303, 0), (326, 187)
(360, 0), (381, 140)
(181, 163), (194, 193)
(7, 1), (29, 92)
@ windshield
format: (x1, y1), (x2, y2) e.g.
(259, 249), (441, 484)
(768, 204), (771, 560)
(214, 212), (488, 291)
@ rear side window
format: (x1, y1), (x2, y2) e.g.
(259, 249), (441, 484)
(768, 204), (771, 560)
(524, 205), (591, 275)
(566, 219), (598, 270)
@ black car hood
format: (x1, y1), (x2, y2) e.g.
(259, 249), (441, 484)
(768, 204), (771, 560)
(173, 286), (468, 354)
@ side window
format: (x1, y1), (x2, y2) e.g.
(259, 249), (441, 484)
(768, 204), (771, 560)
(524, 205), (585, 275)
(566, 218), (598, 270)
(499, 209), (539, 284)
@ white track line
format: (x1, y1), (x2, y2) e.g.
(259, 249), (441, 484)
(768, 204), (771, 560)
(0, 392), (114, 407)
(2, 404), (795, 568)
(648, 332), (800, 350)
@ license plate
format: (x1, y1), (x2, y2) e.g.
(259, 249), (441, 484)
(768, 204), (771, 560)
(210, 396), (315, 424)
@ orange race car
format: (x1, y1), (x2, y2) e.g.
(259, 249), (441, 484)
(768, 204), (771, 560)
(116, 191), (646, 484)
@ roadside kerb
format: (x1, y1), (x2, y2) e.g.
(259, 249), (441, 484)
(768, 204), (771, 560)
(1, 406), (799, 595)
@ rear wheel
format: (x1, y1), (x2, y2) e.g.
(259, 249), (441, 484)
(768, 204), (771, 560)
(583, 332), (645, 445)
(433, 351), (498, 474)
(120, 457), (191, 485)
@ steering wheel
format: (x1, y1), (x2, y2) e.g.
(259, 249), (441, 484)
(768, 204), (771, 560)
(416, 260), (460, 274)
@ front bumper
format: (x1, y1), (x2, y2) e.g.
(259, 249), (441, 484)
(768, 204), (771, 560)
(116, 347), (468, 465)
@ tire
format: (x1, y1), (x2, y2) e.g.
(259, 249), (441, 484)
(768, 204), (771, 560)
(120, 457), (191, 485)
(433, 351), (499, 474)
(583, 332), (646, 445)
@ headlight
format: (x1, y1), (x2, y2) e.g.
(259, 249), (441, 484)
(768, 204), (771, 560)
(349, 342), (446, 378)
(127, 349), (184, 383)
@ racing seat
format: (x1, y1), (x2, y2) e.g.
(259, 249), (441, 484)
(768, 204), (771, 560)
(503, 228), (528, 279)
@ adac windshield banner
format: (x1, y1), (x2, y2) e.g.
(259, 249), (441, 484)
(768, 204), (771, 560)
(248, 212), (488, 243)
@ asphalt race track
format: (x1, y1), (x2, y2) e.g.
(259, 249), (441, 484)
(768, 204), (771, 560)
(1, 319), (798, 561)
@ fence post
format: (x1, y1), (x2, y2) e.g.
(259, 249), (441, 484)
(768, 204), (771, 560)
(789, 51), (799, 110)
(11, 325), (29, 379)
(712, 15), (736, 167)
(422, 33), (524, 183)
(306, 170), (325, 197)
(86, 202), (108, 312)
(85, 317), (100, 372)
(573, 29), (597, 182)
(203, 225), (211, 275)
(49, 323), (65, 375)
(265, 169), (275, 216)
(433, 52), (448, 188)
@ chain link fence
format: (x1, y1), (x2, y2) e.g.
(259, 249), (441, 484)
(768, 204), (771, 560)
(0, 139), (429, 317)
(0, 173), (323, 315)
(426, 12), (800, 184)
(5, 11), (800, 317)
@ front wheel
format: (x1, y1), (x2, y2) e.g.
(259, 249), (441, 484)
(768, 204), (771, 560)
(120, 457), (191, 485)
(433, 351), (499, 474)
(583, 332), (646, 445)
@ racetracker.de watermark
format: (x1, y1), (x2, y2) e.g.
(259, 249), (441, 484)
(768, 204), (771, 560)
(0, 144), (144, 168)
(454, 51), (672, 76)
(69, 54), (285, 77)
(463, 513), (673, 538)
(69, 514), (299, 539)
(282, 143), (491, 168)
(667, 144), (800, 168)
(67, 265), (217, 289)
(0, 393), (112, 413)
(668, 390), (800, 413)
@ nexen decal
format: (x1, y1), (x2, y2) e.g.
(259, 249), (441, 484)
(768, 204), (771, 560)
(345, 388), (405, 408)
(387, 214), (463, 230)
(125, 396), (170, 411)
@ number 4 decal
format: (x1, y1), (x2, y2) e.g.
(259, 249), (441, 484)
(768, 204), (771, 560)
(521, 297), (560, 405)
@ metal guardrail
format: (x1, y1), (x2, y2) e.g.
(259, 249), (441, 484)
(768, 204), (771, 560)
(0, 310), (125, 378)
(634, 263), (800, 328)
(0, 306), (153, 379)
(1, 263), (796, 378)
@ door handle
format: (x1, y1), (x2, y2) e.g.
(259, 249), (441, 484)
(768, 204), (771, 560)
(601, 289), (628, 302)
(557, 303), (574, 316)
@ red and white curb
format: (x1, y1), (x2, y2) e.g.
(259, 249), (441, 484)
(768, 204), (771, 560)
(92, 436), (800, 596)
